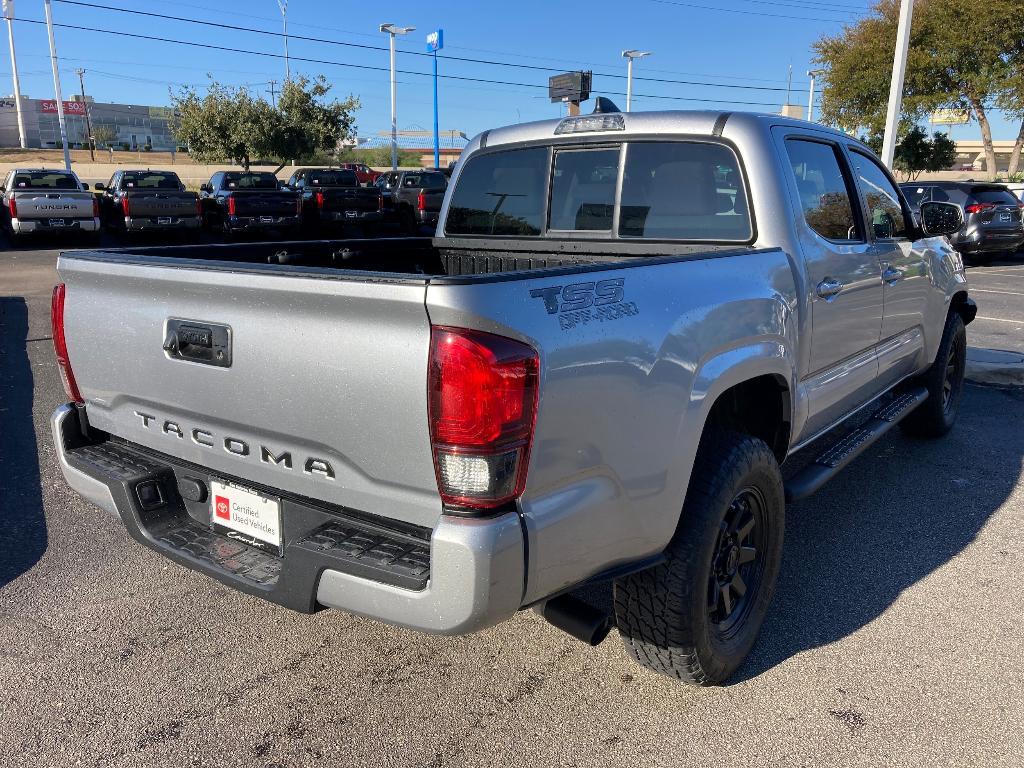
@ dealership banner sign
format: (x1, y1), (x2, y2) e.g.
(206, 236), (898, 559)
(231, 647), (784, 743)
(41, 100), (87, 115)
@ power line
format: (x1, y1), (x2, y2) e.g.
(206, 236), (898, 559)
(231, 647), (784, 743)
(642, 0), (856, 23)
(13, 17), (811, 108)
(50, 0), (822, 93)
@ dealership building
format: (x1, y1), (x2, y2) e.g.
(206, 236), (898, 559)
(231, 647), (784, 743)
(0, 95), (178, 150)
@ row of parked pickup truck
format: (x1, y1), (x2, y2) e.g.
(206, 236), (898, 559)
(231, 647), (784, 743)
(0, 165), (449, 243)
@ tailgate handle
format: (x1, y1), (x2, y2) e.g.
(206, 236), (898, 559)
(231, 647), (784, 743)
(163, 319), (232, 368)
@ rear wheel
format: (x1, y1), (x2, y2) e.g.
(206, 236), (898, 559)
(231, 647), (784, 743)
(899, 311), (966, 438)
(613, 431), (784, 685)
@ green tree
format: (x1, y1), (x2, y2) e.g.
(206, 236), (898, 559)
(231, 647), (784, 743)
(813, 0), (1022, 181)
(861, 126), (958, 180)
(91, 124), (117, 148)
(171, 77), (359, 171)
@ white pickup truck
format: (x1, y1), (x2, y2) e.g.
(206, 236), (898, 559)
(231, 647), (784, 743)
(51, 109), (975, 684)
(1, 168), (99, 243)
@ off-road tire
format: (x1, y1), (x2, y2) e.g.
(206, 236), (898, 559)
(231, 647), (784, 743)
(899, 311), (966, 438)
(613, 431), (784, 685)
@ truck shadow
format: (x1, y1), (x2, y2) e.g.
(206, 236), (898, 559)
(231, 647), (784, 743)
(0, 297), (48, 589)
(735, 383), (1023, 682)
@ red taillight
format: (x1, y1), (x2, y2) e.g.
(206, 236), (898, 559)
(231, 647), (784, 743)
(51, 283), (83, 404)
(378, 192), (384, 211)
(315, 190), (325, 210)
(428, 327), (539, 511)
(965, 202), (996, 214)
(296, 196), (303, 216)
(227, 196), (236, 216)
(121, 196), (130, 217)
(195, 197), (202, 217)
(92, 196), (99, 218)
(417, 191), (426, 211)
(8, 196), (16, 219)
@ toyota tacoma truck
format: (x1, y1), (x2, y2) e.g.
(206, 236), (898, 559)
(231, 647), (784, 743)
(199, 171), (301, 238)
(51, 109), (975, 685)
(95, 170), (201, 237)
(1, 168), (99, 243)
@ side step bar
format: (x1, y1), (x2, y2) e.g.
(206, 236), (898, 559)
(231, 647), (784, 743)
(785, 387), (929, 502)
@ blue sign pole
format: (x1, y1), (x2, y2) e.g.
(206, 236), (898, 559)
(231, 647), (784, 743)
(427, 30), (443, 168)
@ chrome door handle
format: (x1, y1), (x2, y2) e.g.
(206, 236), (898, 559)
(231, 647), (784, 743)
(816, 278), (843, 300)
(882, 265), (903, 283)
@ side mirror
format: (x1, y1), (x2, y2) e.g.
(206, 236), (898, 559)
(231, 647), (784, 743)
(919, 201), (964, 238)
(93, 182), (105, 191)
(81, 182), (90, 190)
(200, 183), (212, 193)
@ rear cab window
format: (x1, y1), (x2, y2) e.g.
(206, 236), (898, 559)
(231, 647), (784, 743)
(12, 171), (81, 190)
(445, 140), (752, 242)
(223, 172), (280, 190)
(308, 170), (359, 187)
(121, 172), (182, 190)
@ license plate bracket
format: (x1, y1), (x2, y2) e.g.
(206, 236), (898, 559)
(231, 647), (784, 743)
(158, 216), (172, 225)
(210, 479), (283, 555)
(48, 218), (65, 227)
(260, 215), (273, 224)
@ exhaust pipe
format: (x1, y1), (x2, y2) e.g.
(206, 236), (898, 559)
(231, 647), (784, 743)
(538, 594), (612, 646)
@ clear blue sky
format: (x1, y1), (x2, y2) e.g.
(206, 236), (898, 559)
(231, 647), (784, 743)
(4, 0), (1018, 142)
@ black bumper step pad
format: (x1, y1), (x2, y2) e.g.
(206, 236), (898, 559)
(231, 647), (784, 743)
(64, 437), (432, 611)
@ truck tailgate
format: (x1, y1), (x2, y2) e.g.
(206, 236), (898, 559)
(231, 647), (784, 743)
(58, 255), (441, 528)
(231, 191), (298, 216)
(323, 187), (380, 213)
(17, 191), (93, 219)
(126, 192), (197, 218)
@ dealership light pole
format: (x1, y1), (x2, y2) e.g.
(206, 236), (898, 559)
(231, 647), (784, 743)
(44, 0), (71, 171)
(881, 0), (914, 169)
(622, 50), (651, 113)
(427, 29), (443, 169)
(380, 23), (415, 171)
(277, 0), (290, 81)
(3, 1), (26, 148)
(806, 69), (825, 122)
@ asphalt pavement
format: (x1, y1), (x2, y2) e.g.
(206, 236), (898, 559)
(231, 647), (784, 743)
(1, 244), (1023, 768)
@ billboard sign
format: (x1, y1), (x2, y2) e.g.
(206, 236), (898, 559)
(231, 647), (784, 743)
(41, 100), (87, 115)
(549, 71), (592, 104)
(426, 29), (443, 52)
(931, 108), (970, 126)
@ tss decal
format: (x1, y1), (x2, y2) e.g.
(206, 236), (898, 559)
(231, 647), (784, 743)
(529, 278), (639, 330)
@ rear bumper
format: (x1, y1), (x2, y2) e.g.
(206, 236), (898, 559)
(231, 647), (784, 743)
(322, 210), (383, 223)
(11, 217), (99, 234)
(225, 214), (301, 231)
(125, 216), (201, 232)
(51, 403), (525, 634)
(953, 228), (1024, 254)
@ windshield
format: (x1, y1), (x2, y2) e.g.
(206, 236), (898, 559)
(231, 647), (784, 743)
(223, 172), (279, 190)
(122, 172), (181, 190)
(11, 171), (80, 190)
(445, 141), (752, 242)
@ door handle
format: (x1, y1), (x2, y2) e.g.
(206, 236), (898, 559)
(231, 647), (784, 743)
(816, 278), (843, 300)
(882, 265), (903, 283)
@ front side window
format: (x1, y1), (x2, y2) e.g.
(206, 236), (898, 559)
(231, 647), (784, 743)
(445, 147), (548, 236)
(850, 150), (907, 239)
(549, 147), (619, 231)
(619, 142), (752, 241)
(785, 139), (861, 242)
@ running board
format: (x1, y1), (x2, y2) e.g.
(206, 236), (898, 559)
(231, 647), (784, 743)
(785, 387), (929, 502)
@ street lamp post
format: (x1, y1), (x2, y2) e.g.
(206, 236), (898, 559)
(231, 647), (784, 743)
(277, 0), (290, 81)
(380, 23), (415, 171)
(806, 69), (825, 122)
(881, 0), (914, 169)
(3, 0), (26, 149)
(43, 0), (71, 171)
(622, 50), (651, 113)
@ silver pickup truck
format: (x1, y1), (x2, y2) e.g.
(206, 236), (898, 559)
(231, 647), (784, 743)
(51, 110), (975, 685)
(2, 168), (99, 242)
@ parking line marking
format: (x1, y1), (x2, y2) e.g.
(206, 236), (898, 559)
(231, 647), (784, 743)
(975, 315), (1024, 324)
(971, 269), (1024, 278)
(969, 288), (1024, 297)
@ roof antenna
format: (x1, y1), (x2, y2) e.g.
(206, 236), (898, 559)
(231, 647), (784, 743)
(592, 97), (621, 114)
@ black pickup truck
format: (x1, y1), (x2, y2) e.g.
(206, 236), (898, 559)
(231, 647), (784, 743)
(95, 170), (200, 236)
(199, 171), (301, 238)
(283, 168), (383, 232)
(373, 170), (448, 232)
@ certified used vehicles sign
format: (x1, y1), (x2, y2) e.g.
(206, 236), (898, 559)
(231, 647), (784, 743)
(210, 479), (282, 552)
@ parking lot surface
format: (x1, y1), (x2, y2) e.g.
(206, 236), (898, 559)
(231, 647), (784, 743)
(2, 245), (1023, 768)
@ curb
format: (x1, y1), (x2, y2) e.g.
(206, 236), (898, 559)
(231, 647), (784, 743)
(965, 347), (1024, 387)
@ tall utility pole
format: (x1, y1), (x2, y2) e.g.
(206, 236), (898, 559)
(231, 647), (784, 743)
(75, 68), (94, 161)
(267, 79), (278, 107)
(881, 0), (914, 169)
(44, 0), (71, 171)
(379, 23), (415, 171)
(3, 1), (26, 148)
(622, 50), (651, 113)
(806, 69), (824, 122)
(277, 0), (290, 81)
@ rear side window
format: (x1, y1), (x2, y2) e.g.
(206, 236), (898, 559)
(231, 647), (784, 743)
(850, 150), (907, 239)
(784, 139), (861, 242)
(619, 142), (751, 241)
(970, 187), (1020, 205)
(446, 147), (548, 236)
(549, 147), (619, 231)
